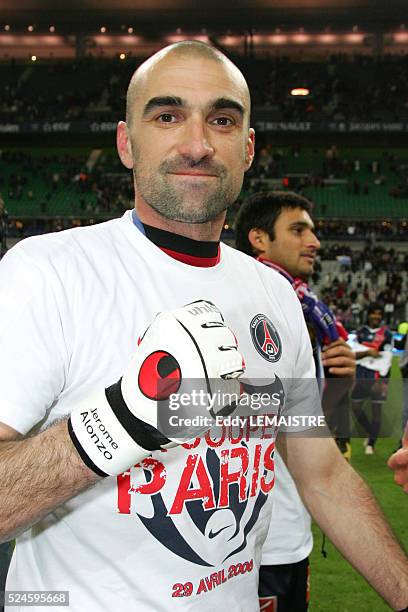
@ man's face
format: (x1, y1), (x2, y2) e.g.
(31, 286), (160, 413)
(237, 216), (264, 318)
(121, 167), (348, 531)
(261, 207), (321, 278)
(368, 310), (383, 327)
(119, 53), (254, 223)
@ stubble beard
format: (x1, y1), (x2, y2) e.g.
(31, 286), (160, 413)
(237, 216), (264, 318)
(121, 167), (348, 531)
(133, 155), (243, 224)
(294, 259), (313, 280)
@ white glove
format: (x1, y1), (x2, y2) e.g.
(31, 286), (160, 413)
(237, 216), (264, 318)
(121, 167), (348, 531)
(68, 300), (245, 477)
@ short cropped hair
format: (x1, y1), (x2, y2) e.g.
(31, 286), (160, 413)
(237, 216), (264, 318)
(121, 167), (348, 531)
(234, 190), (313, 256)
(367, 302), (384, 316)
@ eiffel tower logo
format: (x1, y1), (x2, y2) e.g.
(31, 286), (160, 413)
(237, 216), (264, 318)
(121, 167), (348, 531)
(250, 314), (282, 363)
(261, 321), (279, 356)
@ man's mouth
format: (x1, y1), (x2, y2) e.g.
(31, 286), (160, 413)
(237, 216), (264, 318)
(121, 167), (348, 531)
(169, 171), (218, 178)
(301, 253), (315, 262)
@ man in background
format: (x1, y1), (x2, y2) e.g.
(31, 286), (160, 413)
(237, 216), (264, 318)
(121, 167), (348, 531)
(351, 302), (393, 455)
(235, 190), (355, 611)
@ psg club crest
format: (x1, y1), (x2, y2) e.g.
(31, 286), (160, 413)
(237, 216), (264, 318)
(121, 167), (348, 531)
(250, 314), (282, 363)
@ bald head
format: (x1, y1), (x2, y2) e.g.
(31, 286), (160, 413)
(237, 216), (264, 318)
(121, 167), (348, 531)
(126, 41), (250, 127)
(116, 39), (255, 229)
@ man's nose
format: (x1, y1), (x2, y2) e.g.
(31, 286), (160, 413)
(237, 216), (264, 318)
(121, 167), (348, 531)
(305, 232), (321, 250)
(176, 116), (215, 162)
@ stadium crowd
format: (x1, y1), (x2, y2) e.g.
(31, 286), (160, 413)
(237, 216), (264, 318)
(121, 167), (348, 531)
(2, 145), (408, 332)
(3, 143), (408, 223)
(318, 273), (406, 328)
(247, 142), (408, 207)
(2, 53), (408, 123)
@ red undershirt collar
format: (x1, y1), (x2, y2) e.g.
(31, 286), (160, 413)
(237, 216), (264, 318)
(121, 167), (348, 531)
(142, 223), (220, 268)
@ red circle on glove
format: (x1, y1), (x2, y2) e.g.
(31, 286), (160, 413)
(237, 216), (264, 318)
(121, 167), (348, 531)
(138, 351), (182, 400)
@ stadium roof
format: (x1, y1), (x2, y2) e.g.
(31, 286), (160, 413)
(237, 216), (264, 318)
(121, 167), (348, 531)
(1, 0), (408, 31)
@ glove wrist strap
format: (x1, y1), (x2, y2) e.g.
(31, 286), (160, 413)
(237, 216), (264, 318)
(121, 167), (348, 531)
(68, 385), (165, 477)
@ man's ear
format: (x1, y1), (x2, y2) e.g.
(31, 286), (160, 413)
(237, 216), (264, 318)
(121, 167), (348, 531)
(244, 128), (255, 171)
(116, 121), (134, 169)
(248, 227), (268, 253)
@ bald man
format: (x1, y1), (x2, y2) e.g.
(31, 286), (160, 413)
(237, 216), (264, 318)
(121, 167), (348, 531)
(0, 42), (407, 612)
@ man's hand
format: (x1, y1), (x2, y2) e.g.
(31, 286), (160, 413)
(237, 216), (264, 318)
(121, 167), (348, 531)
(388, 449), (408, 493)
(322, 338), (356, 377)
(388, 424), (408, 493)
(69, 300), (244, 477)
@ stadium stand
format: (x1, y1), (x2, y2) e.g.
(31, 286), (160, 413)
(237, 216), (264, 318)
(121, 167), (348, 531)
(246, 144), (408, 218)
(3, 54), (408, 122)
(3, 145), (408, 220)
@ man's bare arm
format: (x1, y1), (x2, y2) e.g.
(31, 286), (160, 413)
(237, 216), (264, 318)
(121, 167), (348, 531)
(277, 433), (408, 610)
(0, 302), (246, 544)
(0, 420), (100, 543)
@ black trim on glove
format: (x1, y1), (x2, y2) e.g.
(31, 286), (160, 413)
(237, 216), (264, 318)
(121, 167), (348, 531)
(68, 419), (109, 478)
(106, 379), (171, 451)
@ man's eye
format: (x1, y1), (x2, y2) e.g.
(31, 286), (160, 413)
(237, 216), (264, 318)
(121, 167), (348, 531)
(157, 113), (176, 123)
(212, 117), (233, 126)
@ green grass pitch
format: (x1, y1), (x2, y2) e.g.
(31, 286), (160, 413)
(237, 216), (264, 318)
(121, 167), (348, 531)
(309, 359), (407, 611)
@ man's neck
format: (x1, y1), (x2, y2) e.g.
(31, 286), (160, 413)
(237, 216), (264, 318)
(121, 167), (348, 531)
(135, 201), (225, 242)
(257, 256), (294, 283)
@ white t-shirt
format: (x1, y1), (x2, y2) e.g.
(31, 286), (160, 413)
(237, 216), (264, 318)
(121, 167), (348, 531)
(0, 211), (316, 611)
(260, 278), (314, 566)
